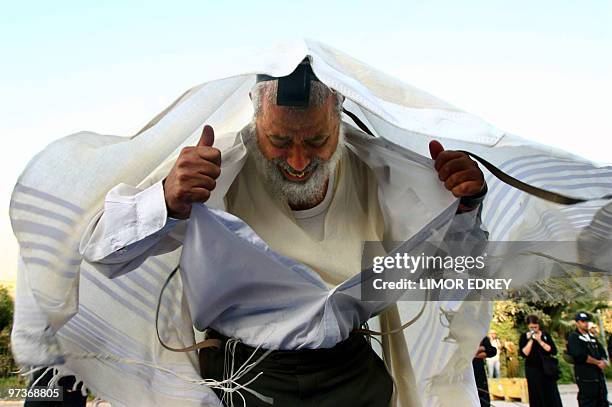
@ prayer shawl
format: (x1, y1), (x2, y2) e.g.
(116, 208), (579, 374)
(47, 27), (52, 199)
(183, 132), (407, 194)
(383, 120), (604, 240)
(10, 40), (612, 407)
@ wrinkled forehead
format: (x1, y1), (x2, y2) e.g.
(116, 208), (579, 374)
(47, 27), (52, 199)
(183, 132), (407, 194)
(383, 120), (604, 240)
(258, 97), (337, 136)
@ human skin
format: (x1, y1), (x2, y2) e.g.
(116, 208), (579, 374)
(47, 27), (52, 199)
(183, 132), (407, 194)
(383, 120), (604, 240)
(163, 92), (485, 217)
(576, 320), (589, 334)
(522, 323), (552, 355)
(255, 94), (339, 179)
(163, 125), (220, 219)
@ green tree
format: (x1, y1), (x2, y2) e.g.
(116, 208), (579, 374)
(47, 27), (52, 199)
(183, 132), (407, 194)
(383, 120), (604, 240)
(0, 286), (13, 332)
(0, 286), (16, 377)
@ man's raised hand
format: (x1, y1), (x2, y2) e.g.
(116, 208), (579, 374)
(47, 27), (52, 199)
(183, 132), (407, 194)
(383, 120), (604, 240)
(163, 125), (221, 219)
(429, 140), (484, 198)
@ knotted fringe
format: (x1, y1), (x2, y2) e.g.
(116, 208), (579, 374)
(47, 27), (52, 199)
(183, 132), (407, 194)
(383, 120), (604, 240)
(16, 365), (90, 397)
(154, 265), (275, 405)
(220, 337), (274, 407)
(17, 335), (275, 407)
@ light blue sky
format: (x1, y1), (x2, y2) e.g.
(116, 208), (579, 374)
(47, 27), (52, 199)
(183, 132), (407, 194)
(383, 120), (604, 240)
(1, 1), (611, 284)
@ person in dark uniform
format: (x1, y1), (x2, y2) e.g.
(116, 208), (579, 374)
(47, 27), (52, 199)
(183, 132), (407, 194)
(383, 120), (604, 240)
(472, 336), (497, 407)
(519, 314), (563, 407)
(567, 311), (609, 407)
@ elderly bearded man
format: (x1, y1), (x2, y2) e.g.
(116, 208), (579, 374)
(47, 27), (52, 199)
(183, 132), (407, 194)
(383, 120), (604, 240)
(81, 63), (487, 406)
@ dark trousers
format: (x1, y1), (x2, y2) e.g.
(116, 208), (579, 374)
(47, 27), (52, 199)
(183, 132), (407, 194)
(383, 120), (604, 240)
(199, 330), (393, 407)
(24, 369), (87, 407)
(577, 377), (608, 407)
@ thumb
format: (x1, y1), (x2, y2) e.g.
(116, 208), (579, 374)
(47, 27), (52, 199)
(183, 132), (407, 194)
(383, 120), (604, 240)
(429, 140), (444, 160)
(197, 125), (215, 147)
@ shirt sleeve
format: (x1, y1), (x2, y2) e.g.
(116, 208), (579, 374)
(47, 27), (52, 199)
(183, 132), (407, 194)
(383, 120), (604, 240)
(79, 180), (184, 277)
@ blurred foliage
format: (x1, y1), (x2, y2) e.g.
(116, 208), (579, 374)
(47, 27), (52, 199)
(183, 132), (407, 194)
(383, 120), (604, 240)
(0, 375), (27, 397)
(0, 327), (16, 377)
(0, 287), (13, 332)
(0, 287), (16, 378)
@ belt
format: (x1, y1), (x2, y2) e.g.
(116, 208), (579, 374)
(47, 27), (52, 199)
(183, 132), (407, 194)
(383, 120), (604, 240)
(204, 329), (370, 371)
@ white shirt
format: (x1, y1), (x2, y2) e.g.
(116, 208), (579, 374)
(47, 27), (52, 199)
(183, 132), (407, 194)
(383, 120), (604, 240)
(291, 170), (335, 240)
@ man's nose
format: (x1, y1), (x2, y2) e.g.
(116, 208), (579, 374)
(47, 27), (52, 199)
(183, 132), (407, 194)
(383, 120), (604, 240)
(286, 144), (310, 171)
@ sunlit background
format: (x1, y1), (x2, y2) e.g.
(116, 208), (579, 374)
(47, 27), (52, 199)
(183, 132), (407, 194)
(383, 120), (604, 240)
(2, 1), (611, 290)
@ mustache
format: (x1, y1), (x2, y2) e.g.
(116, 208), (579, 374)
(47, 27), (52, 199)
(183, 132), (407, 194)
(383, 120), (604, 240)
(273, 158), (322, 178)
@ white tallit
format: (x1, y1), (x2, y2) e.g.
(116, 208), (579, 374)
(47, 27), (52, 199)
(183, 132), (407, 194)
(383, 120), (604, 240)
(10, 39), (611, 407)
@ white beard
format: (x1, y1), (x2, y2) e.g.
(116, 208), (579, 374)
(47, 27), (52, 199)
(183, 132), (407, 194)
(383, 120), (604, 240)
(242, 121), (344, 207)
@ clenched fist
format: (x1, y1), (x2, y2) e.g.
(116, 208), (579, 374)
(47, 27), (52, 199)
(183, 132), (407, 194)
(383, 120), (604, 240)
(163, 125), (221, 219)
(429, 140), (485, 212)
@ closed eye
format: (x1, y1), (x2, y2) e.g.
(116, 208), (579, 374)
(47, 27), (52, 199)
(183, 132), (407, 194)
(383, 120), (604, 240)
(305, 135), (329, 148)
(268, 135), (291, 148)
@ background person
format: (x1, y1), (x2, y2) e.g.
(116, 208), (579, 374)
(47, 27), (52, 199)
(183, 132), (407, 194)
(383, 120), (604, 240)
(473, 336), (497, 407)
(567, 312), (609, 407)
(519, 314), (563, 407)
(486, 330), (501, 378)
(588, 322), (599, 337)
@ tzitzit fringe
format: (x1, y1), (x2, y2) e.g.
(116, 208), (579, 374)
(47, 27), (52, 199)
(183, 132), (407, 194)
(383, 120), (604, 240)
(17, 340), (274, 407)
